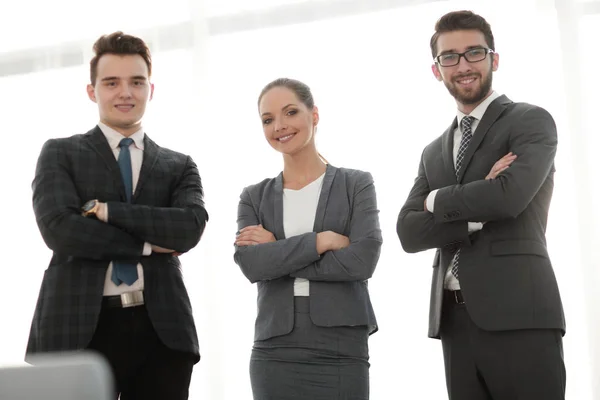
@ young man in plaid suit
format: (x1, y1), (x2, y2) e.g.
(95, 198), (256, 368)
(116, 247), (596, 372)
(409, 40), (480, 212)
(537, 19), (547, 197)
(26, 31), (208, 400)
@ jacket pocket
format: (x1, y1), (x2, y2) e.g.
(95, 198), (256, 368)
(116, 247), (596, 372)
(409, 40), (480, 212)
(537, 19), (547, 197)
(490, 239), (548, 258)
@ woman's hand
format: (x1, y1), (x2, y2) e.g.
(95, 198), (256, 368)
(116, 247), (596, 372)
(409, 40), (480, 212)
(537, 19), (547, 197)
(316, 231), (350, 254)
(235, 225), (276, 246)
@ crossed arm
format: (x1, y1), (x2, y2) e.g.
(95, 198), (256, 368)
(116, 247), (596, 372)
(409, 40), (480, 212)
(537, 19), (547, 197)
(233, 173), (382, 283)
(33, 140), (207, 259)
(100, 155), (208, 253)
(428, 108), (556, 223)
(398, 107), (556, 253)
(397, 154), (472, 254)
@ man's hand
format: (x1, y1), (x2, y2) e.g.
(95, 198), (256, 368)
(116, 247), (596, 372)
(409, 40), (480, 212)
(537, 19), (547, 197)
(151, 244), (183, 256)
(151, 244), (176, 253)
(316, 231), (350, 254)
(96, 202), (108, 223)
(235, 225), (276, 246)
(486, 152), (517, 180)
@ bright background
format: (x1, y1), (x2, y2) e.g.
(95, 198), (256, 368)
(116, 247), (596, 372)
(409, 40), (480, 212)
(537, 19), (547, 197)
(0, 0), (598, 398)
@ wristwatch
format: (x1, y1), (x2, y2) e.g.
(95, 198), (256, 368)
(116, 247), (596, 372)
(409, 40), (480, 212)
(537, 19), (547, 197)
(81, 199), (100, 217)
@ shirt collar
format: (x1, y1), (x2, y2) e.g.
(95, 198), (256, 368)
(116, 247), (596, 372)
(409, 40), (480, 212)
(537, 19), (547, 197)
(98, 122), (145, 150)
(456, 90), (500, 130)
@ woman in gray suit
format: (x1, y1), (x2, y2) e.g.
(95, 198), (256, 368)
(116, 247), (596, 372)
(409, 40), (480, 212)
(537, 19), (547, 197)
(234, 78), (382, 400)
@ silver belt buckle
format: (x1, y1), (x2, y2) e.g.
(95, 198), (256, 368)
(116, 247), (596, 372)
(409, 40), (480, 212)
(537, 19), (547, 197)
(120, 291), (144, 308)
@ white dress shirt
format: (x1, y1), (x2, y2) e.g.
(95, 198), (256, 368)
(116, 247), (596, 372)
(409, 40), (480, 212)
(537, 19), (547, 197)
(98, 122), (151, 296)
(425, 91), (501, 290)
(283, 173), (325, 296)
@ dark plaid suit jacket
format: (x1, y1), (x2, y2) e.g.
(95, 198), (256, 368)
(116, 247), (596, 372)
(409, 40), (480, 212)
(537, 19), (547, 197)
(26, 126), (208, 362)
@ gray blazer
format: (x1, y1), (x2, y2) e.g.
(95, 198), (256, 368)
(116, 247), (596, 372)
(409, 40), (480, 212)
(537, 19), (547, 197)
(234, 165), (381, 341)
(397, 95), (565, 338)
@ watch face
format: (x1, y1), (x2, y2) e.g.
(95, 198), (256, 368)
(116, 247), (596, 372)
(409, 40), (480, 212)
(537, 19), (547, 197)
(82, 200), (97, 212)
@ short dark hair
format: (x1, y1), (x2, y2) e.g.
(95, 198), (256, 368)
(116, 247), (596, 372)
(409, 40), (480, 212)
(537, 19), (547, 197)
(258, 78), (314, 110)
(89, 31), (152, 85)
(430, 11), (495, 59)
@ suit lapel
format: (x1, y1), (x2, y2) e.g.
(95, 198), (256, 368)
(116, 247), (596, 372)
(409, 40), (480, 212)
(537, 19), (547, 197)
(442, 118), (459, 183)
(273, 172), (286, 240)
(457, 95), (511, 182)
(87, 126), (127, 202)
(133, 134), (159, 202)
(312, 164), (336, 233)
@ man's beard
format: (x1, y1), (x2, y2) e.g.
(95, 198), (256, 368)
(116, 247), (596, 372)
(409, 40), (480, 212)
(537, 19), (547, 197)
(445, 69), (493, 106)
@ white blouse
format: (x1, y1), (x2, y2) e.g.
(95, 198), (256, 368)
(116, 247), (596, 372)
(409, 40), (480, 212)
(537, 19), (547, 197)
(283, 173), (325, 296)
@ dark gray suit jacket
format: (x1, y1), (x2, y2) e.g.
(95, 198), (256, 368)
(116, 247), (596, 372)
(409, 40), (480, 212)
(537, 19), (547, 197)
(234, 165), (381, 341)
(397, 95), (565, 338)
(26, 126), (208, 362)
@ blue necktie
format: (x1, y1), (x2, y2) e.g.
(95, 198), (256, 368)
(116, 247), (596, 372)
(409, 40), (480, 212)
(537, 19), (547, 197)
(111, 138), (138, 286)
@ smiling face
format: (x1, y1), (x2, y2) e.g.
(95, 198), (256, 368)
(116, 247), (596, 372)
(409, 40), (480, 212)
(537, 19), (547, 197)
(432, 29), (499, 113)
(258, 86), (319, 156)
(86, 53), (154, 136)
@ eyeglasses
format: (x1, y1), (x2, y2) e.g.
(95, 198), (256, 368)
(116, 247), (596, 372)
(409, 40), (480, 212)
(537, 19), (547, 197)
(435, 48), (495, 67)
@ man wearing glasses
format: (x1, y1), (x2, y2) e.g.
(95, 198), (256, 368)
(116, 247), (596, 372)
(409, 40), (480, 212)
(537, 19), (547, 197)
(397, 10), (565, 400)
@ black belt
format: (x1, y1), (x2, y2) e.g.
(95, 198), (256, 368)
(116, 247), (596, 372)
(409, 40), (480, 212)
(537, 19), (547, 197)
(102, 290), (145, 308)
(444, 289), (465, 305)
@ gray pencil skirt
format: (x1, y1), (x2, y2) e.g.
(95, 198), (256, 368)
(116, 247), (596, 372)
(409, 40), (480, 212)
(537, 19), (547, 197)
(249, 297), (370, 400)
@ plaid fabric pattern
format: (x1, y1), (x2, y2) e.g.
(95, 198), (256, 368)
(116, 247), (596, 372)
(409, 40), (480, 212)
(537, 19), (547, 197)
(26, 126), (208, 361)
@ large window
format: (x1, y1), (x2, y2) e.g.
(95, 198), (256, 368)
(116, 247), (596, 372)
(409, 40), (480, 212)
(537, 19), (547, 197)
(0, 1), (191, 54)
(0, 1), (596, 399)
(577, 12), (600, 399)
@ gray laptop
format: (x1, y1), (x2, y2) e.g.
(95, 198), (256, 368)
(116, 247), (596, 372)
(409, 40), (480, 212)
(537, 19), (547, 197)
(0, 352), (113, 400)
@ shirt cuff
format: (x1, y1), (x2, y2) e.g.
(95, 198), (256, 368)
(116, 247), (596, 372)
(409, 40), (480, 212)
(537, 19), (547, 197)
(426, 190), (438, 213)
(143, 242), (152, 256)
(467, 222), (483, 233)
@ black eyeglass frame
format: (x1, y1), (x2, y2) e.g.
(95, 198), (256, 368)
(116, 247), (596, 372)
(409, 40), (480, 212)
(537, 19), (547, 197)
(434, 47), (495, 67)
